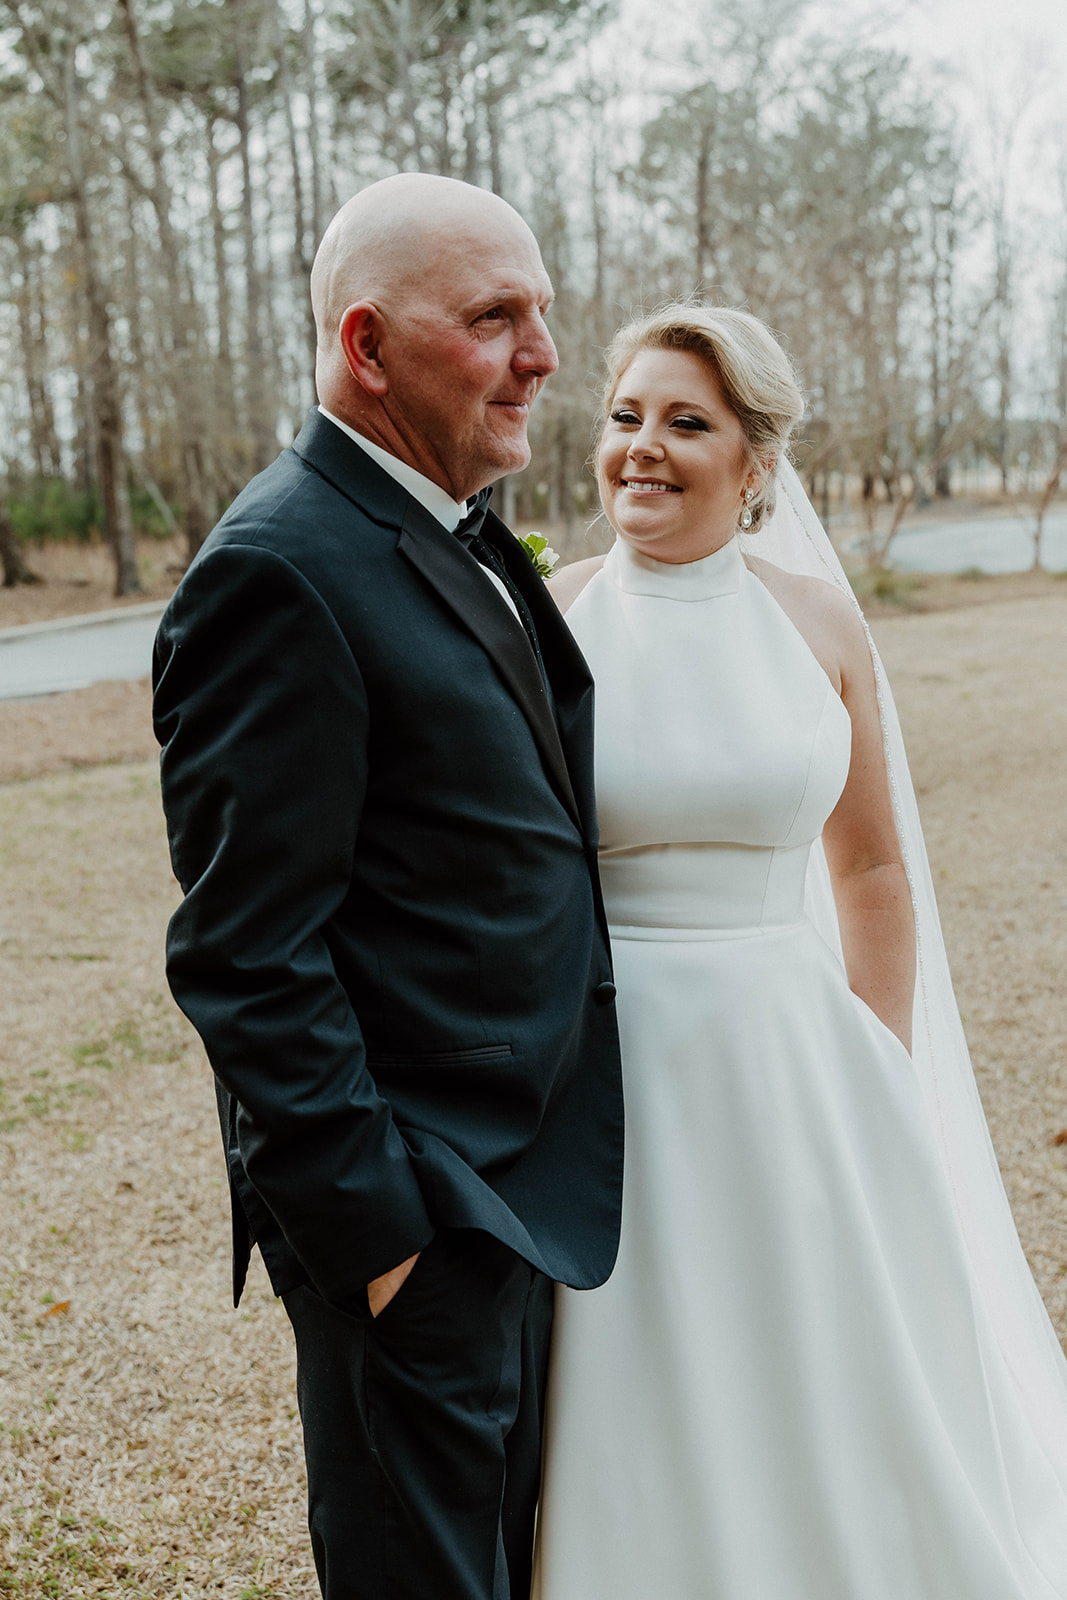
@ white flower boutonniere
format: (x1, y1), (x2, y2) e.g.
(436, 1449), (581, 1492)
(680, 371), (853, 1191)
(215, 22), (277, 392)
(517, 532), (560, 580)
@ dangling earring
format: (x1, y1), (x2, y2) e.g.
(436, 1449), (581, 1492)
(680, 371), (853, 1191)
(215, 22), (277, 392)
(739, 486), (755, 531)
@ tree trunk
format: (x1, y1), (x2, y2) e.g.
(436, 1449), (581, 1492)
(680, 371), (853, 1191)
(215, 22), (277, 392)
(302, 0), (330, 244)
(272, 2), (316, 384)
(556, 413), (574, 537)
(14, 232), (61, 479)
(121, 175), (159, 472)
(206, 112), (240, 477)
(463, 0), (487, 185)
(229, 0), (277, 474)
(694, 111), (714, 288)
(589, 138), (607, 338)
(434, 41), (455, 176)
(1032, 438), (1067, 572)
(928, 203), (954, 500)
(391, 0), (426, 170)
(497, 475), (516, 528)
(63, 43), (142, 596)
(487, 88), (504, 198)
(119, 0), (211, 561)
(0, 497), (42, 588)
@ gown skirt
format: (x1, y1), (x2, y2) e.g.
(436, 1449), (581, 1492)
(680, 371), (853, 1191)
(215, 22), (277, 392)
(531, 535), (1067, 1600)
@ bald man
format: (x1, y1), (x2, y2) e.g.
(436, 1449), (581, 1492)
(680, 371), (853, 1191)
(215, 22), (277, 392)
(153, 174), (623, 1600)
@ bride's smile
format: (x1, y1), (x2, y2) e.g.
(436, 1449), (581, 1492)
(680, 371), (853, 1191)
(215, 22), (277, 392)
(598, 346), (756, 564)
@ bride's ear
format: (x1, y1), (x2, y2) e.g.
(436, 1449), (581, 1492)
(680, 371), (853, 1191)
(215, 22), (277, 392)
(747, 456), (777, 498)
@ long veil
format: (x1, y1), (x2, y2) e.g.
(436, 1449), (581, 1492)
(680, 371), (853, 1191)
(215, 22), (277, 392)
(753, 461), (1067, 1486)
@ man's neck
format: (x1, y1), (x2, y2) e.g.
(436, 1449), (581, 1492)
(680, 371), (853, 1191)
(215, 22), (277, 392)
(317, 406), (469, 532)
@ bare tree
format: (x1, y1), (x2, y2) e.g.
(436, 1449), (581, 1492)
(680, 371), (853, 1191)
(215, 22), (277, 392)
(1027, 128), (1067, 569)
(0, 490), (41, 587)
(0, 0), (1061, 580)
(118, 0), (212, 562)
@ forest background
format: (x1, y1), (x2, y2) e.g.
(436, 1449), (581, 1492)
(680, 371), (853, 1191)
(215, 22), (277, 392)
(3, 4), (1067, 1594)
(2, 0), (1067, 596)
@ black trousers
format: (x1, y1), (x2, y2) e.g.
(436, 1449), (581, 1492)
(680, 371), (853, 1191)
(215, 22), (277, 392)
(283, 1229), (554, 1600)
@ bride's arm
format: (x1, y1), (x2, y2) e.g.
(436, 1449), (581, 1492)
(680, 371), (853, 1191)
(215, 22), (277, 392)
(750, 559), (915, 1052)
(820, 592), (915, 1053)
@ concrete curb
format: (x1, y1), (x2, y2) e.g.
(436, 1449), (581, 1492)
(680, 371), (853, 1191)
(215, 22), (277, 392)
(0, 599), (168, 644)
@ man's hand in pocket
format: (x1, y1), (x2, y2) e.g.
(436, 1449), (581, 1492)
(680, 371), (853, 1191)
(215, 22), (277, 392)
(367, 1252), (421, 1318)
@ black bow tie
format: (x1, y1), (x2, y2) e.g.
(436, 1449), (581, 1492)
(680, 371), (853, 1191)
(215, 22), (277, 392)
(450, 490), (555, 715)
(453, 488), (494, 546)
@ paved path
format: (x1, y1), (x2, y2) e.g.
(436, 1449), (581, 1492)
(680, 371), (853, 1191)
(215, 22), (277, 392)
(1, 507), (1064, 703)
(0, 602), (166, 701)
(888, 510), (1067, 573)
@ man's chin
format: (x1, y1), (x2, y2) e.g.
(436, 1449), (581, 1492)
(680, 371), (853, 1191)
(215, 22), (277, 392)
(495, 438), (532, 477)
(469, 447), (531, 495)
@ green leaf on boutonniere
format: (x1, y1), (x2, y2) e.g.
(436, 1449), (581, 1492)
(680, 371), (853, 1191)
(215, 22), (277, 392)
(517, 532), (560, 579)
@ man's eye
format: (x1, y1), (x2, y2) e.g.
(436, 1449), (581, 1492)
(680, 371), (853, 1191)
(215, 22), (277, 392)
(478, 307), (505, 322)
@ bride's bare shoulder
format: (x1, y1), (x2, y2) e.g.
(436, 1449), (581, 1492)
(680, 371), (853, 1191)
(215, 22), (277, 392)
(546, 555), (607, 614)
(744, 554), (858, 634)
(743, 553), (866, 691)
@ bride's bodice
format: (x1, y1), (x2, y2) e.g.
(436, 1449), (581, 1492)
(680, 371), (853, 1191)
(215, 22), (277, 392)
(567, 536), (852, 934)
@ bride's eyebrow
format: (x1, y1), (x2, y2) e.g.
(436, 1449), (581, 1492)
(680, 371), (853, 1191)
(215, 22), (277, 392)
(610, 396), (710, 414)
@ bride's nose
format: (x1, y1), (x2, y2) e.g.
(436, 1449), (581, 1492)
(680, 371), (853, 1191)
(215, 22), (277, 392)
(627, 427), (665, 460)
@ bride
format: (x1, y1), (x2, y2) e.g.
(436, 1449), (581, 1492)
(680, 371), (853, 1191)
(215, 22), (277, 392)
(531, 305), (1067, 1599)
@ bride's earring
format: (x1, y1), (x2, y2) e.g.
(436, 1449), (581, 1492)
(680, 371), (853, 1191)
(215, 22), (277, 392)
(739, 486), (755, 531)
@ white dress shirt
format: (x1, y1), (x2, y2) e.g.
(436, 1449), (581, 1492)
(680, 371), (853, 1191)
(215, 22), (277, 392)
(317, 406), (520, 620)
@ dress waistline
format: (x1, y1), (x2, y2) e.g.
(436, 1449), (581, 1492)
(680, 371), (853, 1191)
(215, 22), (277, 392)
(598, 840), (813, 935)
(608, 917), (810, 943)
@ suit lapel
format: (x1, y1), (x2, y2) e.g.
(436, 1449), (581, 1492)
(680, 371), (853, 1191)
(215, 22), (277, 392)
(397, 503), (582, 829)
(480, 512), (599, 842)
(291, 408), (587, 832)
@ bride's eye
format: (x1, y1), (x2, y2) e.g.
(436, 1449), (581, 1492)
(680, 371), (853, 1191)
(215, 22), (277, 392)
(609, 408), (640, 425)
(671, 415), (707, 431)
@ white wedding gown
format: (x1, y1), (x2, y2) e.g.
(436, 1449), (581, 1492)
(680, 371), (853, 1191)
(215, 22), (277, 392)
(532, 535), (1067, 1600)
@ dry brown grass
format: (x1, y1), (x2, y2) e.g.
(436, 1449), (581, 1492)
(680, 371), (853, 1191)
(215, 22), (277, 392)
(872, 596), (1067, 1329)
(0, 680), (157, 786)
(0, 763), (315, 1598)
(0, 540), (181, 630)
(1, 576), (1066, 1597)
(855, 564), (1067, 619)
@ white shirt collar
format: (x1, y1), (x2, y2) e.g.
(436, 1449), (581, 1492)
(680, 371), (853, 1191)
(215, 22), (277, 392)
(317, 406), (468, 532)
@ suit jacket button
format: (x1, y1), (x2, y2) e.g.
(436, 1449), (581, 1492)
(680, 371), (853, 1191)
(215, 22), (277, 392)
(593, 981), (617, 1006)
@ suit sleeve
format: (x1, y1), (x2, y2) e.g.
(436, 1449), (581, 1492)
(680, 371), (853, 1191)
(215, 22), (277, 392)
(153, 542), (435, 1301)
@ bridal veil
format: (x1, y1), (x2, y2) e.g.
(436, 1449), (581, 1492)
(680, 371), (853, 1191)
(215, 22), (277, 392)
(754, 462), (1067, 1486)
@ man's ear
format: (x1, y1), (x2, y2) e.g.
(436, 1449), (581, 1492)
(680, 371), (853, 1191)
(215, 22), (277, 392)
(339, 302), (389, 397)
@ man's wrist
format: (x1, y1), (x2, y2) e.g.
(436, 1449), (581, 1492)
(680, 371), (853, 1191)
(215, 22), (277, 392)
(330, 1284), (372, 1319)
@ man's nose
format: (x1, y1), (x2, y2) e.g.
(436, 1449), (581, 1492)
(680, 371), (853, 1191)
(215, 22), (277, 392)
(516, 315), (559, 378)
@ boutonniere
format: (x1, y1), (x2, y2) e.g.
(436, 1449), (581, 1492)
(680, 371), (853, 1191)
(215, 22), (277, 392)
(517, 532), (560, 580)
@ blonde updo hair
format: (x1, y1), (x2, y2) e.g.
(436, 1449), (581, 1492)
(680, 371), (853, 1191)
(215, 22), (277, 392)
(599, 304), (805, 531)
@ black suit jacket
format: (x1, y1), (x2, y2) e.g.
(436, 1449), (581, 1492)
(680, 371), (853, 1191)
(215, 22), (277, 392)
(153, 409), (624, 1307)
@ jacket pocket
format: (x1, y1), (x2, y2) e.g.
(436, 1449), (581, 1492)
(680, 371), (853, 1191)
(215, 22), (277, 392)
(366, 1043), (513, 1070)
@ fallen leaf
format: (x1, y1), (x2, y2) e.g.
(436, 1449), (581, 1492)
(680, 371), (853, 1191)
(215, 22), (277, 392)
(1050, 1131), (1067, 1147)
(40, 1300), (71, 1318)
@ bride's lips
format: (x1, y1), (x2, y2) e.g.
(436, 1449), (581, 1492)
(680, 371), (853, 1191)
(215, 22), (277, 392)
(621, 479), (682, 494)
